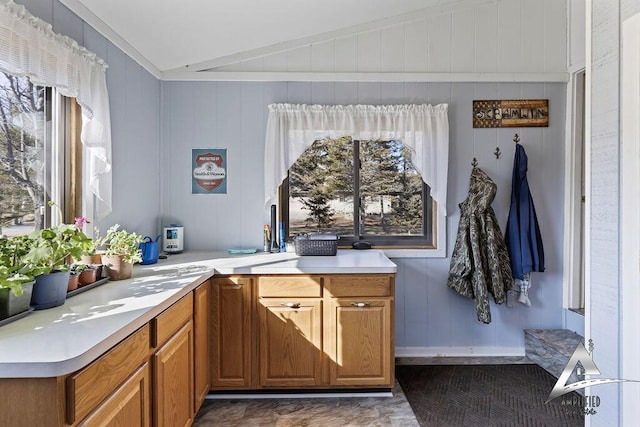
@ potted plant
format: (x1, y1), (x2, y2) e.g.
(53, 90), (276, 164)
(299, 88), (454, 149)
(23, 202), (93, 309)
(67, 269), (80, 292)
(73, 263), (99, 286)
(75, 222), (104, 265)
(98, 225), (143, 281)
(0, 236), (35, 320)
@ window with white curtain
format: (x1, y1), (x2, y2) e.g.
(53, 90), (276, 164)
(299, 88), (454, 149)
(0, 0), (113, 222)
(264, 103), (449, 251)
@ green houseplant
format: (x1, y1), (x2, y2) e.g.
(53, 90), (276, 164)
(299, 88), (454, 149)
(0, 235), (35, 320)
(98, 224), (143, 280)
(23, 203), (93, 309)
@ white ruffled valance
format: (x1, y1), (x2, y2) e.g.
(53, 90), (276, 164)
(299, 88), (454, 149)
(264, 103), (449, 217)
(0, 0), (112, 218)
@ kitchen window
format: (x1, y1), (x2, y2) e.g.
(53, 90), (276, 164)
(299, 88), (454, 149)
(0, 73), (82, 237)
(281, 137), (435, 248)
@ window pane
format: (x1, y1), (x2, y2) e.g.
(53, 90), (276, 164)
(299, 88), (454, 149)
(359, 140), (423, 236)
(0, 74), (47, 237)
(288, 137), (354, 236)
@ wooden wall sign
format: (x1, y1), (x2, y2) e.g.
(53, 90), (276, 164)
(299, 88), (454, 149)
(473, 99), (549, 128)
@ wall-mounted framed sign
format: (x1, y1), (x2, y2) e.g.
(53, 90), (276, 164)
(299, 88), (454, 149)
(473, 99), (549, 128)
(192, 148), (227, 194)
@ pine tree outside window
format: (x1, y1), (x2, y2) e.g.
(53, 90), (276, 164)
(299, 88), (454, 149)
(281, 137), (435, 248)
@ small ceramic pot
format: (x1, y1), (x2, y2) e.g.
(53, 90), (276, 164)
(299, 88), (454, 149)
(68, 274), (80, 292)
(101, 254), (133, 281)
(78, 268), (98, 286)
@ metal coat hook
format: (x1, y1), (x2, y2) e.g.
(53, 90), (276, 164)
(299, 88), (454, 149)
(471, 157), (478, 167)
(513, 133), (520, 144)
(494, 147), (501, 159)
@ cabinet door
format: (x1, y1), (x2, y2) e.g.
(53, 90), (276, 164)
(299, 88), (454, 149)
(194, 281), (210, 410)
(153, 321), (194, 427)
(258, 299), (322, 387)
(212, 277), (253, 388)
(326, 298), (393, 387)
(79, 362), (151, 427)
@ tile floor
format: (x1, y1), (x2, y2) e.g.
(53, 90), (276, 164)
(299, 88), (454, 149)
(194, 381), (419, 427)
(193, 357), (529, 426)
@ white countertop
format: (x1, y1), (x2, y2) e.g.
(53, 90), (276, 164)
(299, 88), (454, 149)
(0, 250), (395, 378)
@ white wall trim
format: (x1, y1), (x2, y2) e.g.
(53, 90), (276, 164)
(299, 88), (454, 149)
(58, 0), (162, 79)
(621, 11), (640, 424)
(583, 3), (592, 425)
(395, 346), (525, 358)
(562, 70), (585, 310)
(161, 71), (570, 83)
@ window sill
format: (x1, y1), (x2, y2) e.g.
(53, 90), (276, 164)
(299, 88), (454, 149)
(568, 307), (585, 316)
(382, 247), (447, 258)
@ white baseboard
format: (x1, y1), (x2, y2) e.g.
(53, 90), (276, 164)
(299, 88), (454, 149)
(395, 346), (526, 358)
(206, 391), (393, 399)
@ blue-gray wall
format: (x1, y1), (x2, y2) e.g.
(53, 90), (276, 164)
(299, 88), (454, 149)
(161, 80), (567, 355)
(18, 0), (162, 238)
(19, 0), (570, 357)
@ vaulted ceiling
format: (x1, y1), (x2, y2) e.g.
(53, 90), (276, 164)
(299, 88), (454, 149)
(61, 0), (471, 74)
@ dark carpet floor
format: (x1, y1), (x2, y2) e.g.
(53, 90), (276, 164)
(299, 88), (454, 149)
(395, 364), (584, 427)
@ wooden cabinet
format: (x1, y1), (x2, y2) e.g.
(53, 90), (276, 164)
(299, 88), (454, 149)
(257, 276), (324, 387)
(326, 298), (393, 387)
(152, 294), (194, 427)
(193, 281), (211, 409)
(67, 325), (151, 425)
(325, 275), (394, 388)
(211, 273), (394, 391)
(211, 276), (253, 389)
(258, 298), (323, 387)
(78, 362), (151, 427)
(0, 279), (211, 427)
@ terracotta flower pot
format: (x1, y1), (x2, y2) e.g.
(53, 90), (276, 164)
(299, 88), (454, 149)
(78, 268), (98, 286)
(68, 274), (80, 292)
(80, 254), (103, 265)
(101, 254), (133, 281)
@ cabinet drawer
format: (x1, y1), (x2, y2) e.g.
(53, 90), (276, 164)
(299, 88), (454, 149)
(67, 324), (150, 424)
(324, 275), (393, 297)
(152, 294), (193, 348)
(258, 276), (322, 298)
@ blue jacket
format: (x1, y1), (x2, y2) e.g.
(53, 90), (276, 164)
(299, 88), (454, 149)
(505, 144), (545, 280)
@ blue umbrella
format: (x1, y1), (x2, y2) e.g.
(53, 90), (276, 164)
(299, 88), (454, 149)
(505, 143), (545, 304)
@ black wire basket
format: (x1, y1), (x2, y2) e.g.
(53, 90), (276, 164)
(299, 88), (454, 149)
(294, 234), (338, 256)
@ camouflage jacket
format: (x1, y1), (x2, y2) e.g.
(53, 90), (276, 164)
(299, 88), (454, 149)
(447, 167), (513, 324)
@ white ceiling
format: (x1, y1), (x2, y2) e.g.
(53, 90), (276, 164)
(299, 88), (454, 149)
(68, 0), (449, 72)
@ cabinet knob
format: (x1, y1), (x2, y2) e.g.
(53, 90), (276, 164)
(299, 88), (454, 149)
(350, 302), (371, 308)
(281, 302), (301, 309)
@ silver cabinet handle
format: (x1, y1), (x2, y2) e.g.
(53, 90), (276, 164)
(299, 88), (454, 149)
(281, 302), (301, 309)
(350, 302), (371, 308)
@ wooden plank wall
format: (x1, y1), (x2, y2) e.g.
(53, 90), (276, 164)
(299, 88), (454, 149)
(212, 0), (566, 75)
(161, 80), (566, 355)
